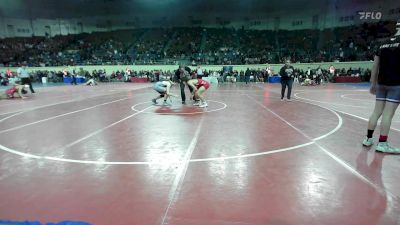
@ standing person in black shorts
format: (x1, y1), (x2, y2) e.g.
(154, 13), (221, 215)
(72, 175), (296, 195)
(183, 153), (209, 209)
(17, 63), (35, 93)
(362, 22), (400, 153)
(279, 59), (295, 101)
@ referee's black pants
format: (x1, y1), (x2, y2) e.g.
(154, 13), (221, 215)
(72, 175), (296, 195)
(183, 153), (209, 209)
(281, 79), (293, 100)
(180, 81), (195, 103)
(21, 77), (35, 93)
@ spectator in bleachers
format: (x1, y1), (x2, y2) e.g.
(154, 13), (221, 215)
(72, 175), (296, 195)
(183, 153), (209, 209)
(245, 68), (251, 84)
(0, 72), (9, 86)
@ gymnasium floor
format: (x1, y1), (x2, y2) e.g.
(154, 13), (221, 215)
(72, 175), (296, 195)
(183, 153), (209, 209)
(0, 82), (400, 225)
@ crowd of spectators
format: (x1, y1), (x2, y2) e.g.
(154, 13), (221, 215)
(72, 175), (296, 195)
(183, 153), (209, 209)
(0, 21), (395, 67)
(166, 28), (203, 59)
(0, 63), (372, 87)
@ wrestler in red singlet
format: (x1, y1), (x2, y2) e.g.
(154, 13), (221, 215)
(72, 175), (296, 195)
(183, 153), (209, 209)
(196, 79), (210, 90)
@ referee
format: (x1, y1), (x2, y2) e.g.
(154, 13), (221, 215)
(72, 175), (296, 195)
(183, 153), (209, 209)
(175, 65), (195, 104)
(279, 59), (294, 101)
(17, 63), (35, 93)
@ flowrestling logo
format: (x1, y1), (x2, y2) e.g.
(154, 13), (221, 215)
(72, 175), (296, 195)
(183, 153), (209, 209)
(358, 11), (382, 20)
(395, 22), (400, 37)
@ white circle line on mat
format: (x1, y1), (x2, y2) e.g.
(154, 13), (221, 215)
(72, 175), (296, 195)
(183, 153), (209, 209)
(0, 96), (342, 165)
(131, 100), (227, 115)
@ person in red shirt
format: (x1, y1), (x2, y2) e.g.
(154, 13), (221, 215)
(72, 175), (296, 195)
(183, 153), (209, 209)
(6, 69), (13, 78)
(186, 78), (210, 108)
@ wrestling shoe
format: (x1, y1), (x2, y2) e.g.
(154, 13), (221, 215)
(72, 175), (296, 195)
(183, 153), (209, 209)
(199, 102), (208, 108)
(376, 142), (400, 154)
(362, 137), (374, 147)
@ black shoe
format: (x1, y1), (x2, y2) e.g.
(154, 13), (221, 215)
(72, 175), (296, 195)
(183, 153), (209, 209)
(182, 101), (186, 104)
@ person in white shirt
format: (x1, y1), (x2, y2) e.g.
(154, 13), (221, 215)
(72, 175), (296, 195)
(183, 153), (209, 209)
(306, 67), (311, 79)
(266, 66), (272, 83)
(197, 66), (203, 78)
(125, 68), (131, 82)
(316, 66), (322, 85)
(329, 65), (335, 75)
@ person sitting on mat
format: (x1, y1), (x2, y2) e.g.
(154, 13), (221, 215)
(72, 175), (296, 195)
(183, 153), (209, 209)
(152, 80), (177, 105)
(186, 78), (210, 108)
(300, 78), (316, 86)
(0, 82), (28, 100)
(85, 77), (98, 86)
